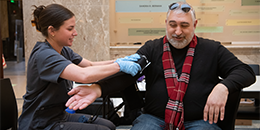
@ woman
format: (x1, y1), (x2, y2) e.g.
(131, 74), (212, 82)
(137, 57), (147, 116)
(18, 4), (141, 130)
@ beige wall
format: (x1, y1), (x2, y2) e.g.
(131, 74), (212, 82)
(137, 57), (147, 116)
(22, 0), (260, 69)
(228, 47), (260, 65)
(22, 0), (110, 69)
(0, 0), (9, 39)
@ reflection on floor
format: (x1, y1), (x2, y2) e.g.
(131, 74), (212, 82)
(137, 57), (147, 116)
(3, 60), (260, 130)
(3, 60), (26, 115)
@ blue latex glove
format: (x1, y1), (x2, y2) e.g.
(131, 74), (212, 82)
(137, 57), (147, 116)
(116, 54), (141, 62)
(115, 60), (141, 76)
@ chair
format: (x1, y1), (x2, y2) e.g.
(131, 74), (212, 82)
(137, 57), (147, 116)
(237, 106), (260, 120)
(248, 64), (259, 75)
(101, 83), (144, 126)
(236, 64), (260, 120)
(0, 78), (18, 130)
(217, 90), (242, 130)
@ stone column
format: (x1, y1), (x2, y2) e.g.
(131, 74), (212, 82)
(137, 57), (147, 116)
(22, 0), (110, 71)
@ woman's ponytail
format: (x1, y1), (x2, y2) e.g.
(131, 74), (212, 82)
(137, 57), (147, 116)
(31, 4), (74, 38)
(31, 5), (45, 32)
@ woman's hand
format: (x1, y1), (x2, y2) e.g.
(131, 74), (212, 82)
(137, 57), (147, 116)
(66, 84), (101, 110)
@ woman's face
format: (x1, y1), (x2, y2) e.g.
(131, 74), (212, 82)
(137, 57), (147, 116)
(53, 16), (77, 47)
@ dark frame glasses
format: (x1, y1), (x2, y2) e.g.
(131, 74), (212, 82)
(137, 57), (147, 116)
(169, 3), (191, 13)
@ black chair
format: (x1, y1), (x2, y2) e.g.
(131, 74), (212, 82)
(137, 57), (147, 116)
(0, 78), (18, 130)
(102, 83), (144, 126)
(236, 88), (260, 120)
(236, 64), (260, 120)
(237, 108), (260, 120)
(248, 64), (259, 75)
(217, 90), (242, 130)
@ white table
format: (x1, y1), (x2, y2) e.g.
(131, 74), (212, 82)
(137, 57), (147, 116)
(242, 76), (260, 106)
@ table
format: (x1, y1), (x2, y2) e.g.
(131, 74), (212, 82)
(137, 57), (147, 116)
(242, 76), (260, 106)
(237, 76), (260, 120)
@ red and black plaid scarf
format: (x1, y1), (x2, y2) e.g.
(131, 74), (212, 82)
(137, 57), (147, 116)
(162, 35), (197, 130)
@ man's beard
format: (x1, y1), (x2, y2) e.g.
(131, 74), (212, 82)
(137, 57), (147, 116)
(166, 31), (194, 49)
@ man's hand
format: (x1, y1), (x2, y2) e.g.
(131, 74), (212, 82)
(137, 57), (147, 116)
(65, 84), (102, 110)
(203, 83), (229, 124)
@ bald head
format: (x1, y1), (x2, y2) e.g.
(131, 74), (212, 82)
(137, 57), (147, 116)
(166, 2), (196, 23)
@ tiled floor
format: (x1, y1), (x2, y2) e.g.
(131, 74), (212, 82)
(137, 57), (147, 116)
(3, 60), (260, 130)
(3, 60), (26, 114)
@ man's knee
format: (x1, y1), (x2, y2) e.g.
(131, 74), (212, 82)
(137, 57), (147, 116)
(131, 114), (165, 130)
(184, 120), (221, 130)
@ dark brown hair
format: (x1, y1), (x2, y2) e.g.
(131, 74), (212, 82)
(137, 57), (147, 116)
(32, 4), (74, 37)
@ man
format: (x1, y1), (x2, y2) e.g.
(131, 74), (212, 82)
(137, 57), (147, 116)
(66, 2), (255, 130)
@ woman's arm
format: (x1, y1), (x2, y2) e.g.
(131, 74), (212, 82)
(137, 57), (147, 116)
(60, 54), (142, 84)
(60, 62), (120, 84)
(77, 58), (115, 67)
(66, 83), (102, 110)
(65, 54), (150, 110)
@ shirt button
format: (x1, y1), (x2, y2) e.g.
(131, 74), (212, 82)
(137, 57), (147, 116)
(60, 124), (64, 128)
(40, 107), (44, 110)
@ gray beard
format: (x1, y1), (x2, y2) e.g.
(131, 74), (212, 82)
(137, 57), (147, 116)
(166, 32), (194, 49)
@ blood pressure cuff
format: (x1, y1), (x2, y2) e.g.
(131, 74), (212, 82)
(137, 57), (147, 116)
(96, 54), (150, 97)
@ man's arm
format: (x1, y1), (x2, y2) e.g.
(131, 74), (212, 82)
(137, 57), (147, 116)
(218, 45), (256, 92)
(66, 54), (150, 110)
(203, 83), (229, 124)
(65, 72), (141, 110)
(97, 71), (141, 96)
(97, 54), (150, 96)
(203, 44), (256, 124)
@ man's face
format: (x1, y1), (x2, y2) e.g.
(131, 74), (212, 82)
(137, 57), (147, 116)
(165, 10), (197, 49)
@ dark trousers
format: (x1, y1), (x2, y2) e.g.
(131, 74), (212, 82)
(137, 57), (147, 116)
(51, 113), (116, 130)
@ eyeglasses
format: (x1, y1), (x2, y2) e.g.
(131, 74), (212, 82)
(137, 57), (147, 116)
(169, 3), (191, 13)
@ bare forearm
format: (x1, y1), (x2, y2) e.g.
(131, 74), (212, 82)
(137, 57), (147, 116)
(80, 62), (120, 83)
(78, 58), (115, 67)
(91, 60), (116, 66)
(60, 62), (120, 83)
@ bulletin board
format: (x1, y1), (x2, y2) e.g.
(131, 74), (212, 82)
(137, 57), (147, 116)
(109, 0), (260, 46)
